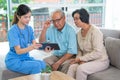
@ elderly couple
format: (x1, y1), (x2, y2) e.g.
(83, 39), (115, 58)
(5, 4), (109, 80)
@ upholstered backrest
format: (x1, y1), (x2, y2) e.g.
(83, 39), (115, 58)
(100, 28), (120, 39)
(100, 28), (120, 69)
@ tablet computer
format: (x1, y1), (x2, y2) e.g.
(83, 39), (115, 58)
(38, 43), (60, 50)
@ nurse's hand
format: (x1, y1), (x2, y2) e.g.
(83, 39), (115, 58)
(32, 43), (42, 49)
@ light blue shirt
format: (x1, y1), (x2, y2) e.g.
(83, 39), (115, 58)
(46, 23), (77, 56)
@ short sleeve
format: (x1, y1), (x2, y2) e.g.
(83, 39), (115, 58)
(29, 26), (35, 41)
(67, 28), (77, 54)
(8, 28), (20, 47)
(46, 26), (52, 42)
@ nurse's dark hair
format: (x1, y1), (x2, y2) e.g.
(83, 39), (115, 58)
(72, 8), (89, 24)
(12, 4), (31, 25)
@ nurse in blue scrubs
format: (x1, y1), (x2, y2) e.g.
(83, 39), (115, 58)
(5, 4), (46, 74)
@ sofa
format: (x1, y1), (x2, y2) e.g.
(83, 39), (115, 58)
(0, 28), (120, 80)
(88, 28), (120, 80)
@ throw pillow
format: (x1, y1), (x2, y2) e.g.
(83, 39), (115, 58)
(105, 37), (120, 69)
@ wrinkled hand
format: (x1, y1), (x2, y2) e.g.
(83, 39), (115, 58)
(44, 46), (53, 53)
(75, 58), (80, 63)
(75, 58), (86, 64)
(70, 58), (80, 64)
(43, 20), (51, 29)
(52, 62), (60, 71)
(70, 59), (76, 64)
(79, 61), (86, 64)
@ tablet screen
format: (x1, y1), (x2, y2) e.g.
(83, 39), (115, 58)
(38, 43), (60, 50)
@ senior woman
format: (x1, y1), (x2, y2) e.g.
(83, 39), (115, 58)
(67, 8), (109, 80)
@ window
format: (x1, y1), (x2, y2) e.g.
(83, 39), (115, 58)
(0, 0), (105, 41)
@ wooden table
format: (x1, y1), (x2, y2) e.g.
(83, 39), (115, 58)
(50, 71), (75, 80)
(9, 71), (75, 80)
(9, 73), (50, 80)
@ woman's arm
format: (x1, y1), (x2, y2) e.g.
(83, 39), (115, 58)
(15, 40), (42, 54)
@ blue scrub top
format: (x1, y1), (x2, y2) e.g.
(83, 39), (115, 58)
(46, 23), (77, 56)
(5, 24), (35, 62)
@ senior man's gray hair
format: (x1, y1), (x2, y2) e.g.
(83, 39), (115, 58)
(51, 9), (65, 18)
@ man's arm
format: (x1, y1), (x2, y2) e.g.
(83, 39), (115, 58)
(39, 28), (47, 43)
(52, 53), (73, 71)
(39, 21), (51, 43)
(57, 53), (73, 64)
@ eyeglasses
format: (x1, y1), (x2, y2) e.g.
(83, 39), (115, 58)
(51, 17), (63, 23)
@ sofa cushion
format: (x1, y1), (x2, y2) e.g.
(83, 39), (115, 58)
(88, 66), (120, 80)
(105, 37), (120, 69)
(2, 69), (27, 80)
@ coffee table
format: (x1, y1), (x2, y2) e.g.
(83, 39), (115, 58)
(9, 71), (75, 80)
(50, 71), (75, 80)
(9, 73), (50, 80)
